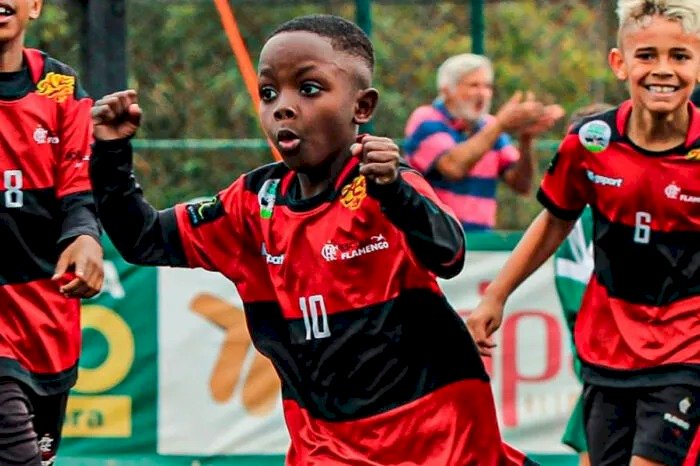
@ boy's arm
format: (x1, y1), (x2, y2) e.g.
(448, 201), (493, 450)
(356, 136), (464, 278)
(468, 132), (589, 355)
(89, 138), (188, 267)
(369, 168), (465, 279)
(53, 73), (103, 297)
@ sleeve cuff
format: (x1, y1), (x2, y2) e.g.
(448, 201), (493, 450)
(536, 188), (583, 221)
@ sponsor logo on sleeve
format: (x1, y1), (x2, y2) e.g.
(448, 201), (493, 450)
(186, 195), (225, 227)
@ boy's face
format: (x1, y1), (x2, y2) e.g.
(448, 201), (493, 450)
(610, 15), (700, 115)
(257, 31), (377, 173)
(0, 0), (42, 45)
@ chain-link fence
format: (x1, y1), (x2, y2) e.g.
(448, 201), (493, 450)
(29, 0), (625, 229)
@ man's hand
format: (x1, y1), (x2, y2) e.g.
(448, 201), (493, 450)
(520, 104), (566, 137)
(495, 91), (546, 133)
(466, 296), (505, 357)
(53, 235), (104, 299)
(352, 135), (401, 185)
(92, 89), (143, 141)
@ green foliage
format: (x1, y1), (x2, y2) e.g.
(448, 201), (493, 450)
(26, 0), (623, 229)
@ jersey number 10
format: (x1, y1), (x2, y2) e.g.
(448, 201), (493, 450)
(299, 295), (331, 340)
(3, 170), (23, 208)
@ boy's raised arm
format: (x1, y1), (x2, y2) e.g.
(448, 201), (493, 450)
(355, 136), (465, 279)
(89, 90), (188, 267)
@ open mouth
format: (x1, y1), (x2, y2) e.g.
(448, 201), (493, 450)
(276, 129), (301, 152)
(645, 85), (679, 95)
(0, 5), (15, 16)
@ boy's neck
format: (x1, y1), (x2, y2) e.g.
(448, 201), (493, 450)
(296, 150), (353, 199)
(627, 105), (689, 152)
(0, 40), (25, 72)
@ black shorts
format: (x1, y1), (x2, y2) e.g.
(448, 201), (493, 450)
(583, 383), (700, 466)
(0, 378), (68, 466)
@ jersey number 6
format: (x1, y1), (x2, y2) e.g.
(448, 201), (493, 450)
(633, 211), (651, 244)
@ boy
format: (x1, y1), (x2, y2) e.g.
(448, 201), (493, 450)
(554, 103), (613, 466)
(89, 14), (536, 466)
(469, 1), (700, 465)
(0, 0), (104, 464)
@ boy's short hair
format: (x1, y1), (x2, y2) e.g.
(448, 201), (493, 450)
(616, 0), (700, 45)
(267, 14), (374, 76)
(436, 53), (493, 95)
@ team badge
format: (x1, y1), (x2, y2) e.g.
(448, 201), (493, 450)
(686, 149), (700, 161)
(340, 175), (367, 211)
(258, 179), (280, 219)
(186, 195), (224, 227)
(36, 72), (75, 103)
(579, 120), (611, 153)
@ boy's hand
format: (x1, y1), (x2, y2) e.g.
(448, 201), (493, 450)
(352, 135), (400, 185)
(92, 89), (143, 141)
(466, 296), (504, 357)
(52, 235), (104, 299)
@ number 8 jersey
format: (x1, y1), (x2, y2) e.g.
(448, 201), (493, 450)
(0, 49), (98, 396)
(538, 100), (700, 388)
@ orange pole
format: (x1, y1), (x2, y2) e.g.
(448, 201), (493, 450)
(213, 0), (281, 161)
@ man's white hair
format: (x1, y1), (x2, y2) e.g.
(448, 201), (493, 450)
(436, 53), (493, 95)
(617, 0), (700, 42)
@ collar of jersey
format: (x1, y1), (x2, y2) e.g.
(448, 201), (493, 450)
(278, 155), (361, 213)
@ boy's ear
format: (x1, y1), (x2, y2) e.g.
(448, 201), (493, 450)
(353, 88), (379, 125)
(608, 48), (627, 81)
(28, 0), (43, 20)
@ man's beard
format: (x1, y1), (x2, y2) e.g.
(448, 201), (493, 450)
(454, 99), (491, 123)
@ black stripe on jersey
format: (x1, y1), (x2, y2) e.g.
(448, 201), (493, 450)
(592, 207), (700, 306)
(0, 357), (77, 396)
(582, 360), (700, 388)
(245, 289), (488, 422)
(537, 188), (583, 221)
(0, 189), (61, 285)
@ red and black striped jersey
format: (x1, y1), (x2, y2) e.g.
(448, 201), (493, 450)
(91, 138), (535, 465)
(539, 100), (700, 387)
(0, 49), (99, 395)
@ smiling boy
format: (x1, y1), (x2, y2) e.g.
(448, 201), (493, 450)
(88, 14), (536, 466)
(468, 1), (700, 465)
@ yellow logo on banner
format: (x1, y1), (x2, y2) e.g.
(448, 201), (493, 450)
(340, 175), (367, 211)
(36, 72), (75, 103)
(190, 293), (281, 416)
(64, 304), (135, 438)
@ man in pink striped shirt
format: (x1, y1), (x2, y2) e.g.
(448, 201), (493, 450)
(404, 54), (563, 230)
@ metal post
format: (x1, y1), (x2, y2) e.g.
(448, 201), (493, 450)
(470, 0), (485, 55)
(80, 0), (127, 98)
(355, 0), (374, 134)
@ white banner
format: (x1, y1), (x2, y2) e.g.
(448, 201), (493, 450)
(157, 252), (579, 455)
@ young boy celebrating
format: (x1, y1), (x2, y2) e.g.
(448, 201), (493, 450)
(469, 1), (700, 465)
(89, 14), (536, 466)
(0, 0), (103, 464)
